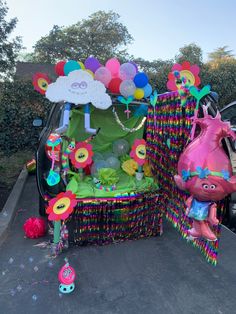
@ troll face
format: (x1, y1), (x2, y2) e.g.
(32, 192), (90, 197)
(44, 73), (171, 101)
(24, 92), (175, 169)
(175, 174), (236, 202)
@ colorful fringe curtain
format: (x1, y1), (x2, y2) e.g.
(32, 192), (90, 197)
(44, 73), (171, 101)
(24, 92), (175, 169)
(68, 191), (162, 245)
(146, 91), (225, 265)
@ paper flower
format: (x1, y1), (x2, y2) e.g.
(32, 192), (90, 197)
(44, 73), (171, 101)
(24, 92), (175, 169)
(70, 142), (93, 169)
(167, 61), (200, 91)
(32, 72), (51, 95)
(130, 139), (146, 166)
(46, 191), (77, 221)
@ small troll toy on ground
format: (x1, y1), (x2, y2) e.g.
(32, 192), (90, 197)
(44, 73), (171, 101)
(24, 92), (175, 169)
(174, 106), (236, 241)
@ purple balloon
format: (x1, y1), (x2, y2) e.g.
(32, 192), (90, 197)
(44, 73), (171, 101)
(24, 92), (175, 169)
(119, 63), (136, 80)
(85, 57), (100, 73)
(129, 61), (138, 73)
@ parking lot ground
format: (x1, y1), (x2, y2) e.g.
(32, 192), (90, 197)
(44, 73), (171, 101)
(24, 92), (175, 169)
(0, 175), (236, 314)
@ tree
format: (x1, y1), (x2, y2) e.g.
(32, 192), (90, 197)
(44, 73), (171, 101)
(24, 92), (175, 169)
(175, 43), (203, 65)
(208, 46), (234, 62)
(134, 58), (173, 93)
(201, 58), (236, 109)
(0, 0), (22, 79)
(31, 11), (133, 64)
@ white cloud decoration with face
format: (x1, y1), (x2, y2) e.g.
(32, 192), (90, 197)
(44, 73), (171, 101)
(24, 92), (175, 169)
(45, 70), (112, 109)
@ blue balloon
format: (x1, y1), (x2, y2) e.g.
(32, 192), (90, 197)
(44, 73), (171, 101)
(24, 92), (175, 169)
(64, 60), (81, 75)
(143, 83), (152, 98)
(133, 72), (148, 88)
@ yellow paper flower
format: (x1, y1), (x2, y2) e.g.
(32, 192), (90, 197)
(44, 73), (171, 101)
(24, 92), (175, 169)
(122, 159), (138, 176)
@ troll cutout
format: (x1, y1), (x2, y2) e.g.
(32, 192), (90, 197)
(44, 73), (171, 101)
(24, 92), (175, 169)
(174, 106), (236, 241)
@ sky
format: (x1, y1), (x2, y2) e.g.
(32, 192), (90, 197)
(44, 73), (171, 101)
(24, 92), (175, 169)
(5, 0), (236, 62)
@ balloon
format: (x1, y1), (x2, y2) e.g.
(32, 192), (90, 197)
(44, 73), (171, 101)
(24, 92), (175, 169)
(119, 63), (136, 80)
(134, 88), (145, 100)
(174, 109), (236, 241)
(119, 80), (136, 98)
(134, 72), (149, 88)
(84, 57), (100, 73)
(55, 61), (66, 76)
(94, 67), (112, 87)
(112, 139), (130, 157)
(93, 152), (104, 161)
(64, 60), (81, 75)
(78, 61), (85, 69)
(129, 61), (138, 73)
(105, 58), (120, 77)
(103, 152), (116, 159)
(108, 78), (122, 94)
(85, 69), (94, 77)
(106, 156), (121, 170)
(91, 160), (108, 176)
(143, 83), (153, 98)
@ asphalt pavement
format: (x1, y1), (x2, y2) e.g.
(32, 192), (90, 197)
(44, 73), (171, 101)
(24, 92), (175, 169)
(0, 175), (236, 314)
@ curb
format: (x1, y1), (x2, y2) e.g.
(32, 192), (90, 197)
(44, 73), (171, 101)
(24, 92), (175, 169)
(0, 167), (28, 246)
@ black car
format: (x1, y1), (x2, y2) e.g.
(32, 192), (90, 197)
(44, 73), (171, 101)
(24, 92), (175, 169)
(34, 93), (236, 229)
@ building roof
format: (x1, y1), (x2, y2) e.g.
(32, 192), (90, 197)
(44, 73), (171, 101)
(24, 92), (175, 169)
(15, 62), (57, 81)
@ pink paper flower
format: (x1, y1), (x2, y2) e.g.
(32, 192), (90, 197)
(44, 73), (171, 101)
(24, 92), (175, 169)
(46, 191), (77, 221)
(167, 61), (201, 91)
(130, 139), (146, 166)
(70, 142), (94, 169)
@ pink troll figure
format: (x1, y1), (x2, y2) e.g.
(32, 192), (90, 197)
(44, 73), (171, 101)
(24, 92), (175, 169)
(174, 106), (236, 241)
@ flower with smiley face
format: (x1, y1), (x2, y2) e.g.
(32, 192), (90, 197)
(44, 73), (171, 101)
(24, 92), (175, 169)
(130, 139), (146, 166)
(46, 191), (77, 221)
(69, 141), (94, 169)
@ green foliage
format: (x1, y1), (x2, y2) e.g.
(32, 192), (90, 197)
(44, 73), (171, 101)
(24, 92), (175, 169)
(208, 46), (234, 62)
(0, 0), (22, 79)
(0, 80), (51, 153)
(175, 43), (203, 65)
(201, 59), (236, 109)
(31, 11), (133, 64)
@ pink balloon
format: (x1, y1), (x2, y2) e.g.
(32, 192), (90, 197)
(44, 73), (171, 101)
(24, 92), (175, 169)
(105, 58), (120, 77)
(175, 110), (236, 201)
(174, 109), (236, 241)
(94, 67), (112, 87)
(119, 63), (136, 80)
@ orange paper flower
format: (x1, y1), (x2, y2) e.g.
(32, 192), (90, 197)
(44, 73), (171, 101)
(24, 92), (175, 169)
(130, 139), (146, 166)
(70, 142), (93, 169)
(32, 72), (51, 95)
(167, 61), (200, 91)
(46, 191), (77, 221)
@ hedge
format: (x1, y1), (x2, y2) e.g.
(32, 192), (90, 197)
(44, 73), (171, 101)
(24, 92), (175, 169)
(0, 80), (51, 154)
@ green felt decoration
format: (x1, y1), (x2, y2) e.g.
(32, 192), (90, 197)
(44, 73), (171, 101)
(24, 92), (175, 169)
(189, 85), (211, 109)
(166, 139), (171, 149)
(46, 169), (60, 186)
(53, 220), (61, 244)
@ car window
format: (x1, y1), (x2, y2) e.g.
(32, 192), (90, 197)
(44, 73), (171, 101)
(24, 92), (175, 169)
(221, 103), (236, 125)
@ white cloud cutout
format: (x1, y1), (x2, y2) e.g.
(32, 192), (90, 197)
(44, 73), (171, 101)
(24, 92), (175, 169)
(45, 70), (112, 109)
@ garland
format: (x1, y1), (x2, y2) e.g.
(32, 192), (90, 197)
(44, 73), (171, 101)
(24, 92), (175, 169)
(146, 91), (225, 265)
(94, 181), (117, 192)
(112, 107), (146, 132)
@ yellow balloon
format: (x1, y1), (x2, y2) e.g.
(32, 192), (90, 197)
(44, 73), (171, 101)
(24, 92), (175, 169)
(85, 69), (94, 77)
(134, 88), (144, 100)
(78, 61), (85, 70)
